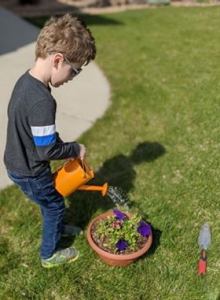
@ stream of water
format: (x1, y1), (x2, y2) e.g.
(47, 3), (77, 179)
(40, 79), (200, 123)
(106, 186), (130, 211)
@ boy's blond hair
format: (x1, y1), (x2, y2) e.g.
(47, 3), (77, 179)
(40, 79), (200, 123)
(35, 14), (96, 65)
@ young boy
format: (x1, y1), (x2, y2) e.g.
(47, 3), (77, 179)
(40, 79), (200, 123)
(4, 14), (96, 268)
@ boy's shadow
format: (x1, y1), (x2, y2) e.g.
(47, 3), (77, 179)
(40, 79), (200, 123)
(61, 141), (165, 250)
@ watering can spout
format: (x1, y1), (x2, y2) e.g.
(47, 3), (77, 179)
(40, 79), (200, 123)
(54, 159), (108, 197)
(77, 182), (108, 196)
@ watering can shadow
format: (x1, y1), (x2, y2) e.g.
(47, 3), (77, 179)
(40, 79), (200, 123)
(53, 158), (108, 197)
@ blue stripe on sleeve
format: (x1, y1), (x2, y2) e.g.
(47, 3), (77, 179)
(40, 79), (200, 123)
(33, 134), (56, 146)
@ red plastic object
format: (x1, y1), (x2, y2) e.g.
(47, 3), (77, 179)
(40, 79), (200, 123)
(198, 250), (207, 276)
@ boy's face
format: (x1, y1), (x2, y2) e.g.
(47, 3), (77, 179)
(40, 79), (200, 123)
(50, 53), (83, 88)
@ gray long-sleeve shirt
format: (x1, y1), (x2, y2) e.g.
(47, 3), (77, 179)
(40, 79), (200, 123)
(4, 71), (80, 176)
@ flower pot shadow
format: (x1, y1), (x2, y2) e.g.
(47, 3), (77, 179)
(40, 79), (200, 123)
(139, 226), (162, 259)
(65, 141), (166, 231)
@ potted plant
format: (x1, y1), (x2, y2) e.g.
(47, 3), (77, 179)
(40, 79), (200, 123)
(87, 209), (153, 267)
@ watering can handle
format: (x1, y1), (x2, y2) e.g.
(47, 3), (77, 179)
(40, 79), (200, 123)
(79, 159), (87, 178)
(80, 159), (86, 171)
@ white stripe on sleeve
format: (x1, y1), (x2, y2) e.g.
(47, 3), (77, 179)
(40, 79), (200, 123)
(31, 125), (56, 137)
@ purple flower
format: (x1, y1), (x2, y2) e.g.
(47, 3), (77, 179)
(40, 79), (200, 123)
(115, 239), (129, 251)
(113, 209), (127, 221)
(137, 221), (151, 237)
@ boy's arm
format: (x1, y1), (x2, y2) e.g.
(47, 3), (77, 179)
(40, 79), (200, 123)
(29, 99), (80, 161)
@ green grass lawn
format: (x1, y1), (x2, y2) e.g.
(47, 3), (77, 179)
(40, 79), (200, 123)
(1, 6), (220, 300)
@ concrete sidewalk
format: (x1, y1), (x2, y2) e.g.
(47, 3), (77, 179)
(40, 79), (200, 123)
(0, 7), (110, 190)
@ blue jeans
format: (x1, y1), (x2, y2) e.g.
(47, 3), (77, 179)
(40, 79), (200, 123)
(7, 167), (65, 259)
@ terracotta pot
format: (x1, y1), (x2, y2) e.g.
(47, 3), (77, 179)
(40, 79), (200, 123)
(86, 211), (153, 267)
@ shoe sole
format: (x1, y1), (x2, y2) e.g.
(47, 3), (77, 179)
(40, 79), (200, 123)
(41, 251), (80, 269)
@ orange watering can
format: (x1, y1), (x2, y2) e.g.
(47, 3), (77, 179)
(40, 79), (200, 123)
(54, 158), (108, 197)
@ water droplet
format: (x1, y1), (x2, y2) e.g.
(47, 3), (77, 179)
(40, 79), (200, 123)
(106, 186), (130, 210)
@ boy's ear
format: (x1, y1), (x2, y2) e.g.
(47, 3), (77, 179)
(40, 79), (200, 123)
(53, 53), (63, 68)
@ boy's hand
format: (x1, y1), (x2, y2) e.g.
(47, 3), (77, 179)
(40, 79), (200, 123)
(78, 144), (86, 161)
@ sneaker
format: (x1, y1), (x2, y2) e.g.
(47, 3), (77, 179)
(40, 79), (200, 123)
(62, 225), (83, 237)
(41, 247), (79, 268)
